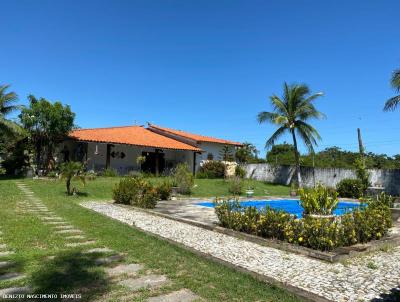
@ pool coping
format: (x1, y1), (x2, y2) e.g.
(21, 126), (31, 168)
(134, 201), (400, 263)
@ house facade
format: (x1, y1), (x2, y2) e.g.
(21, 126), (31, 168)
(58, 124), (241, 175)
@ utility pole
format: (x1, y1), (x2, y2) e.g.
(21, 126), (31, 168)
(357, 128), (364, 156)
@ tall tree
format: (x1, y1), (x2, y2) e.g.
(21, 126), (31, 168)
(0, 84), (22, 136)
(235, 142), (259, 163)
(384, 69), (400, 111)
(257, 82), (324, 187)
(19, 95), (75, 174)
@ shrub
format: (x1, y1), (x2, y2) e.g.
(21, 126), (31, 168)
(173, 163), (194, 195)
(227, 177), (244, 195)
(156, 180), (172, 200)
(102, 168), (118, 177)
(198, 161), (225, 178)
(47, 171), (58, 178)
(214, 195), (392, 251)
(336, 178), (364, 198)
(299, 184), (339, 215)
(112, 176), (158, 208)
(235, 165), (246, 178)
(354, 157), (370, 190)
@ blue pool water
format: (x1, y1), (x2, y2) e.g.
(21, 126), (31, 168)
(197, 199), (363, 218)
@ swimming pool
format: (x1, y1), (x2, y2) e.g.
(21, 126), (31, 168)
(197, 199), (363, 218)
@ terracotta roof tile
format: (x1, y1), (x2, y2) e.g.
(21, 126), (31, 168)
(148, 124), (242, 146)
(69, 126), (202, 152)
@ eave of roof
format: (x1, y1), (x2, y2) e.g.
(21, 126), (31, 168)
(148, 124), (243, 146)
(69, 126), (202, 152)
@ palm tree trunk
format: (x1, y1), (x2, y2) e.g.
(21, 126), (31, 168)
(291, 129), (302, 187)
(66, 178), (71, 195)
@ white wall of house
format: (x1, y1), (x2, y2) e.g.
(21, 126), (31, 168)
(83, 142), (194, 174)
(195, 142), (236, 170)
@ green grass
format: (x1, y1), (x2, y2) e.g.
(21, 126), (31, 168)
(0, 178), (301, 301)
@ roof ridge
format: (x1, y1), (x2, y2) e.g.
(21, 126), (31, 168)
(72, 125), (144, 131)
(149, 124), (242, 145)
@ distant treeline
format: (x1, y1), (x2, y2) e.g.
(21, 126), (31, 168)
(262, 144), (400, 169)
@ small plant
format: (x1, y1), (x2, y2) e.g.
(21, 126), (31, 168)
(366, 261), (378, 270)
(354, 157), (370, 191)
(299, 184), (339, 216)
(102, 168), (118, 177)
(156, 179), (172, 200)
(336, 178), (364, 198)
(235, 165), (246, 178)
(219, 145), (234, 161)
(136, 155), (146, 166)
(173, 163), (194, 195)
(228, 177), (244, 195)
(59, 161), (86, 195)
(112, 176), (159, 208)
(197, 161), (226, 179)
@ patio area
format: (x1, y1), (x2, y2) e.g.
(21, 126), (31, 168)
(82, 200), (400, 302)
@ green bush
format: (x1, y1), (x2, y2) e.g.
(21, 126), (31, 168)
(102, 168), (118, 177)
(336, 178), (364, 198)
(299, 184), (339, 215)
(235, 165), (246, 178)
(112, 176), (158, 208)
(156, 180), (172, 200)
(197, 161), (225, 178)
(173, 163), (194, 195)
(214, 195), (392, 251)
(228, 177), (244, 195)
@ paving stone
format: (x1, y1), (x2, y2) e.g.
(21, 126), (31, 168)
(44, 221), (69, 225)
(0, 251), (14, 257)
(0, 272), (25, 281)
(66, 235), (86, 240)
(55, 229), (83, 234)
(54, 225), (75, 230)
(148, 289), (200, 302)
(41, 216), (63, 221)
(118, 274), (168, 291)
(95, 254), (124, 265)
(65, 241), (96, 247)
(105, 263), (143, 277)
(84, 247), (114, 254)
(0, 286), (31, 296)
(0, 261), (14, 269)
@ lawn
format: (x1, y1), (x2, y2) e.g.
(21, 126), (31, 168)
(0, 178), (301, 302)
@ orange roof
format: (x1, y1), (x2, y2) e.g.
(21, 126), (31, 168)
(69, 126), (202, 152)
(148, 124), (242, 146)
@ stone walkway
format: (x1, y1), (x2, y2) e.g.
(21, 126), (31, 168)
(0, 182), (202, 302)
(82, 201), (400, 302)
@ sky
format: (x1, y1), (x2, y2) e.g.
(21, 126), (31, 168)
(1, 0), (400, 157)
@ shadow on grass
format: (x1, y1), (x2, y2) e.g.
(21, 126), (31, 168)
(31, 251), (110, 301)
(371, 287), (400, 302)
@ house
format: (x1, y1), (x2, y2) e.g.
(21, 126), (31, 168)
(58, 124), (242, 175)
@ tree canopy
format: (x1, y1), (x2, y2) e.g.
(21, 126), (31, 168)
(19, 95), (75, 173)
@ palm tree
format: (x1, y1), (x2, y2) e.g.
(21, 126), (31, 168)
(0, 84), (22, 135)
(384, 69), (400, 111)
(257, 82), (324, 187)
(60, 161), (86, 195)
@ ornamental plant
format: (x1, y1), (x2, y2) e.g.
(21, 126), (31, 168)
(214, 194), (392, 251)
(299, 184), (339, 216)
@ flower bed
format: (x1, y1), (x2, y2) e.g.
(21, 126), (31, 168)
(214, 196), (392, 251)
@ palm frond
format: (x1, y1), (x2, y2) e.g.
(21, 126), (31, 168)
(383, 95), (400, 111)
(265, 126), (287, 149)
(391, 69), (400, 92)
(257, 111), (287, 125)
(270, 95), (289, 116)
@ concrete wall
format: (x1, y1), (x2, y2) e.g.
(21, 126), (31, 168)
(245, 163), (400, 195)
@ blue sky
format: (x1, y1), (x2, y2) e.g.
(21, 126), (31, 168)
(1, 0), (399, 156)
